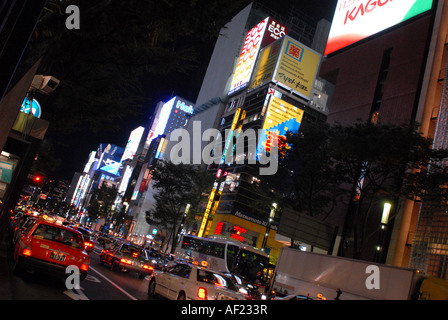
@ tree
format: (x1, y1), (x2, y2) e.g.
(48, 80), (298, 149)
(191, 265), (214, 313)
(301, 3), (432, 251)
(87, 184), (118, 222)
(328, 121), (448, 259)
(276, 121), (345, 219)
(145, 161), (213, 253)
(269, 120), (448, 260)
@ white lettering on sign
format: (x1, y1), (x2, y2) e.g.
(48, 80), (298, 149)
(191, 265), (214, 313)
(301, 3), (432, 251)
(268, 23), (286, 40)
(176, 101), (194, 114)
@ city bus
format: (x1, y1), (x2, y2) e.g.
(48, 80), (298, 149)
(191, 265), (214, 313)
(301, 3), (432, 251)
(175, 235), (271, 294)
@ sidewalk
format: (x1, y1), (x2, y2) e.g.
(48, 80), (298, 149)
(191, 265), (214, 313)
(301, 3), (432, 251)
(0, 229), (13, 299)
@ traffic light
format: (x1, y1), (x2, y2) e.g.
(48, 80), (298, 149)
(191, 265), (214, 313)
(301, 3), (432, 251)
(30, 173), (45, 186)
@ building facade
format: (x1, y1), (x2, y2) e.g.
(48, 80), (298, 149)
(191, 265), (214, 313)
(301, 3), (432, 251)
(319, 0), (448, 278)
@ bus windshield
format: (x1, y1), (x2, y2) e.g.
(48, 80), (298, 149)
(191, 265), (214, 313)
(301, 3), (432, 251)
(226, 245), (270, 285)
(177, 235), (270, 286)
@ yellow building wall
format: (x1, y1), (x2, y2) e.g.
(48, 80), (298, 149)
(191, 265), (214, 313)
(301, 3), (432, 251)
(206, 213), (284, 265)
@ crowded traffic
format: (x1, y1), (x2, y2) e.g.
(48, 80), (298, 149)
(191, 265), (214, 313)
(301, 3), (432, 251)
(4, 203), (271, 301)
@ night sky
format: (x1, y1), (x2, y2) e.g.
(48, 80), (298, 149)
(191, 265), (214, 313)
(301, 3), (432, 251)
(50, 0), (337, 181)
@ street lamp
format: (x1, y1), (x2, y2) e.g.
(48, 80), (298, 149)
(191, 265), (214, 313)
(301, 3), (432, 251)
(376, 201), (392, 262)
(381, 202), (392, 226)
(262, 203), (277, 251)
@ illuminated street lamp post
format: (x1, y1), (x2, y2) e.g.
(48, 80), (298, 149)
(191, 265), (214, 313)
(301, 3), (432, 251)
(375, 201), (392, 262)
(262, 203), (277, 251)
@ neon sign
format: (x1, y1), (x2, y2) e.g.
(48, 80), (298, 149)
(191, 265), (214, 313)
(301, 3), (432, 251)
(176, 100), (194, 114)
(214, 222), (224, 235)
(231, 225), (247, 242)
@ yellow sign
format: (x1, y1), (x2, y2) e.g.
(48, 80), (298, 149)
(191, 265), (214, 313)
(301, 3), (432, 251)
(263, 96), (304, 131)
(250, 36), (321, 100)
(250, 41), (282, 89)
(257, 95), (304, 157)
(197, 187), (216, 237)
(275, 37), (320, 99)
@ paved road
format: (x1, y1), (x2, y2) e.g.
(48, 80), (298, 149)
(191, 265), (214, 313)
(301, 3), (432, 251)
(4, 240), (159, 300)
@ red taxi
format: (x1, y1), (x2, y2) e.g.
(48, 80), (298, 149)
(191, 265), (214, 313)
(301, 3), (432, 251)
(12, 219), (90, 281)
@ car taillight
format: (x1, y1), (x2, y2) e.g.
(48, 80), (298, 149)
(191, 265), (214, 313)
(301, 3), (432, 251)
(84, 241), (93, 248)
(197, 287), (207, 300)
(80, 263), (89, 271)
(143, 265), (154, 271)
(120, 258), (132, 265)
(22, 249), (32, 257)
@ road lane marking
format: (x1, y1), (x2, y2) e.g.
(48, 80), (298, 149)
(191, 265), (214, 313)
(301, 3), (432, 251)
(64, 288), (89, 300)
(89, 266), (138, 300)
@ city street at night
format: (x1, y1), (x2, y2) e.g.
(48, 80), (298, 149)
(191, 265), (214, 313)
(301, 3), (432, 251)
(2, 238), (155, 300)
(2, 1), (448, 316)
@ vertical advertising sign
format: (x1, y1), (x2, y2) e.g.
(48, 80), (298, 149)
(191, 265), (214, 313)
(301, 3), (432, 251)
(324, 0), (433, 55)
(250, 40), (282, 89)
(121, 126), (145, 162)
(228, 17), (288, 96)
(257, 95), (304, 159)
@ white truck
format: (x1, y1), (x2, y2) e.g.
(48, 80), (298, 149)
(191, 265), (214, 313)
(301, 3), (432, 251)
(269, 247), (433, 300)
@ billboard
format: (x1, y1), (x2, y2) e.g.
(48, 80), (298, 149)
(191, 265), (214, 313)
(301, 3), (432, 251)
(121, 126), (145, 162)
(228, 17), (288, 95)
(97, 144), (124, 177)
(250, 36), (321, 100)
(324, 0), (434, 56)
(256, 93), (304, 159)
(147, 96), (194, 149)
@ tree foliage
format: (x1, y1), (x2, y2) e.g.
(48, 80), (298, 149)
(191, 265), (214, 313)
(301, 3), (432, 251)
(145, 161), (213, 253)
(87, 184), (118, 221)
(276, 121), (345, 219)
(273, 120), (448, 259)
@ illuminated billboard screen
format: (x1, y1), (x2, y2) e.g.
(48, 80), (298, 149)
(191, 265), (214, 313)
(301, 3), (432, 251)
(250, 36), (321, 100)
(121, 126), (145, 161)
(146, 96), (193, 148)
(256, 92), (304, 159)
(228, 17), (288, 96)
(325, 0), (433, 56)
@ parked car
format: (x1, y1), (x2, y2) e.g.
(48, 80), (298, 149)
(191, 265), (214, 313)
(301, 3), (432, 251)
(12, 219), (90, 281)
(99, 242), (154, 279)
(147, 262), (247, 300)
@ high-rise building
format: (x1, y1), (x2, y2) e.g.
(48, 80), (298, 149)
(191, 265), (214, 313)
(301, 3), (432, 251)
(129, 2), (333, 256)
(199, 29), (330, 263)
(69, 144), (124, 224)
(164, 1), (330, 164)
(318, 0), (448, 277)
(122, 96), (195, 243)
